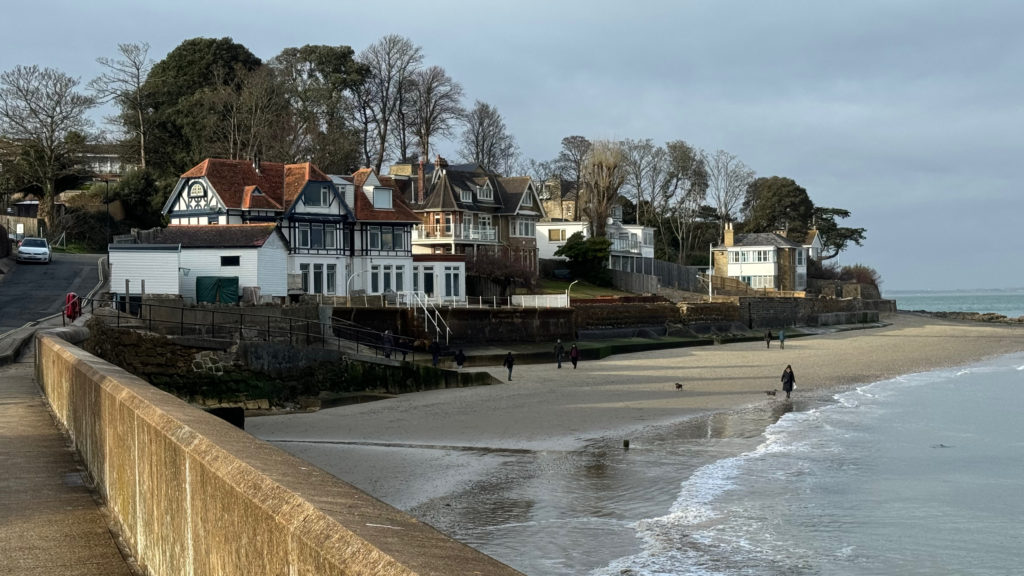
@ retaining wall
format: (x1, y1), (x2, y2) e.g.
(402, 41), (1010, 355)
(35, 333), (522, 576)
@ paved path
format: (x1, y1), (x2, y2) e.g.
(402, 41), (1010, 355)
(0, 347), (134, 575)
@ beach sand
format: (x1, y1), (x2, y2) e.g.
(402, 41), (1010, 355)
(247, 314), (1024, 512)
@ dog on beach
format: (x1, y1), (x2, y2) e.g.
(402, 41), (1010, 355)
(675, 382), (683, 390)
(765, 389), (777, 396)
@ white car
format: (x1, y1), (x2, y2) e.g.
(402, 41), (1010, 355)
(16, 237), (52, 264)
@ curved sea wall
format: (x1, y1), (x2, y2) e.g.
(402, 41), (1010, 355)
(35, 332), (522, 576)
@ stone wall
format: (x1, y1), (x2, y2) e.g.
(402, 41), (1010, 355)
(35, 334), (522, 576)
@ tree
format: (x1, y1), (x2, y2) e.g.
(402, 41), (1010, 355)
(581, 140), (626, 238)
(554, 231), (612, 286)
(840, 263), (881, 288)
(203, 66), (290, 162)
(812, 207), (867, 260)
(89, 42), (154, 170)
(702, 149), (755, 238)
(620, 138), (669, 228)
(355, 35), (423, 172)
(143, 37), (261, 177)
(271, 44), (368, 173)
(0, 65), (95, 229)
(458, 100), (517, 173)
(556, 135), (591, 220)
(525, 158), (560, 200)
(660, 140), (708, 265)
(742, 176), (814, 240)
(407, 66), (464, 162)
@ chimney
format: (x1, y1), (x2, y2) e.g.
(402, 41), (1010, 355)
(724, 221), (734, 247)
(417, 158), (425, 204)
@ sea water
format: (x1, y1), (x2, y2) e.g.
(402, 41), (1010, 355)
(419, 354), (1024, 575)
(890, 288), (1024, 318)
(589, 353), (1024, 576)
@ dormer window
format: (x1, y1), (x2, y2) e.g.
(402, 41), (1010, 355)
(373, 188), (392, 209)
(305, 185), (331, 207)
(522, 192), (533, 206)
(478, 184), (493, 201)
(461, 189), (473, 203)
(611, 205), (623, 222)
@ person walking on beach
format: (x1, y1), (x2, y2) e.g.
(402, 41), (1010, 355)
(569, 343), (579, 369)
(779, 329), (785, 350)
(781, 364), (795, 399)
(383, 329), (394, 358)
(503, 352), (515, 381)
(554, 339), (565, 369)
(765, 329), (773, 349)
(455, 348), (466, 369)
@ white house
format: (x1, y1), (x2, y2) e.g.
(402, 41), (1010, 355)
(537, 206), (656, 274)
(712, 222), (807, 291)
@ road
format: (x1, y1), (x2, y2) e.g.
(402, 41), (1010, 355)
(0, 253), (102, 334)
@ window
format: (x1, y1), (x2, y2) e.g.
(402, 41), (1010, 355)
(300, 263), (310, 292)
(325, 224), (337, 249)
(298, 224), (310, 248)
(381, 226), (394, 250)
(304, 186), (330, 207)
(796, 249), (805, 266)
(422, 266), (434, 296)
(478, 184), (493, 201)
(327, 264), (336, 294)
(444, 265), (460, 298)
(395, 266), (404, 292)
(643, 230), (654, 246)
(371, 265), (380, 293)
(522, 192), (533, 206)
(311, 224), (324, 249)
(549, 229), (566, 242)
(221, 256), (240, 266)
(313, 264), (323, 294)
(511, 218), (535, 237)
(369, 226), (381, 250)
(611, 205), (623, 221)
(412, 266), (419, 292)
(392, 227), (405, 251)
(461, 189), (473, 203)
(383, 265), (393, 292)
(373, 188), (392, 209)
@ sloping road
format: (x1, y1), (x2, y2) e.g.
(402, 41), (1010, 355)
(0, 254), (102, 334)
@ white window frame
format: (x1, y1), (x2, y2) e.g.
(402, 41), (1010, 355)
(373, 188), (392, 209)
(298, 224), (310, 248)
(461, 189), (473, 203)
(368, 226), (381, 250)
(478, 184), (493, 201)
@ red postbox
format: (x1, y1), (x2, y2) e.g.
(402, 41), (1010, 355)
(64, 292), (81, 321)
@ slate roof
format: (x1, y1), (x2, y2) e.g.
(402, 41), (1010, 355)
(152, 224), (280, 248)
(716, 232), (804, 250)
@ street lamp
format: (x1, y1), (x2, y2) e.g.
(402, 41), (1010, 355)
(346, 268), (367, 303)
(567, 279), (580, 308)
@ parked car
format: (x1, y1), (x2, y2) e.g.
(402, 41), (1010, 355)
(16, 237), (51, 264)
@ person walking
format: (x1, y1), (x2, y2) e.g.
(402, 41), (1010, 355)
(779, 329), (785, 350)
(781, 364), (795, 399)
(503, 352), (515, 381)
(383, 329), (394, 359)
(569, 343), (579, 369)
(554, 338), (565, 369)
(765, 329), (773, 349)
(455, 348), (466, 369)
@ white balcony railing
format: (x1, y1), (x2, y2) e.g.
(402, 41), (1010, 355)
(413, 223), (498, 242)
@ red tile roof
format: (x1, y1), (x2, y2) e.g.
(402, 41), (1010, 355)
(180, 159), (329, 212)
(349, 168), (420, 223)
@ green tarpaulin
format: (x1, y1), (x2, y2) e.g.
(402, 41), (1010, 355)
(195, 276), (239, 304)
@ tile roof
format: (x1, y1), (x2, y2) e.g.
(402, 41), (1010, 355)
(349, 168), (420, 223)
(154, 224), (279, 248)
(716, 232), (804, 250)
(241, 186), (282, 210)
(179, 159), (331, 213)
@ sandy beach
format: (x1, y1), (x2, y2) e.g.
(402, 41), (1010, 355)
(248, 314), (1024, 508)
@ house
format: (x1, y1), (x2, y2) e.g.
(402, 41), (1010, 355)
(711, 222), (807, 291)
(162, 158), (287, 225)
(108, 224), (288, 303)
(536, 204), (656, 274)
(538, 177), (579, 222)
(803, 228), (824, 261)
(406, 157), (545, 276)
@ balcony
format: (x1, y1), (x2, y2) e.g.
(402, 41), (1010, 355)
(413, 223), (498, 243)
(609, 237), (641, 254)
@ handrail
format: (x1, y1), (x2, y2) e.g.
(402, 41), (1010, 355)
(409, 291), (451, 346)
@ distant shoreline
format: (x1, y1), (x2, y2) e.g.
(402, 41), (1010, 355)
(900, 309), (1024, 323)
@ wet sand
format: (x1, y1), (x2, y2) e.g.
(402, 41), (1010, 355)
(247, 314), (1024, 512)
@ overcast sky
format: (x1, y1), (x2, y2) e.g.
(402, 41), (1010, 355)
(4, 0), (1021, 291)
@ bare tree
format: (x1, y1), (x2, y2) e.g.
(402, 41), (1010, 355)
(525, 158), (560, 201)
(408, 65), (463, 162)
(660, 140), (708, 264)
(556, 135), (591, 220)
(0, 65), (95, 229)
(88, 42), (153, 170)
(458, 100), (517, 174)
(356, 35), (423, 172)
(204, 66), (289, 161)
(702, 149), (755, 238)
(581, 140), (626, 238)
(620, 138), (669, 226)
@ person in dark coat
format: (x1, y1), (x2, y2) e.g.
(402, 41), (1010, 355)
(781, 364), (795, 399)
(455, 349), (466, 369)
(430, 340), (441, 367)
(554, 339), (565, 369)
(503, 352), (515, 381)
(765, 329), (773, 349)
(569, 343), (580, 369)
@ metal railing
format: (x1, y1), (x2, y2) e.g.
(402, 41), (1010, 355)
(64, 295), (423, 361)
(412, 223), (498, 242)
(409, 291), (451, 346)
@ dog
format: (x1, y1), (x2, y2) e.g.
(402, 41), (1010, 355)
(765, 389), (777, 396)
(675, 382), (683, 390)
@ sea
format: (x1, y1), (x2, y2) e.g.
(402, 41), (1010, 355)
(415, 353), (1024, 576)
(889, 288), (1024, 319)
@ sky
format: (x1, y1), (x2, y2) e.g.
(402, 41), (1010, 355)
(3, 0), (1022, 291)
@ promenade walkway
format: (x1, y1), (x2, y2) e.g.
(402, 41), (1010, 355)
(0, 341), (134, 575)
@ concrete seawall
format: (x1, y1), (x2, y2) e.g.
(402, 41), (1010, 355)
(35, 333), (522, 576)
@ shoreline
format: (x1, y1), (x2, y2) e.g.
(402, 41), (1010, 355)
(247, 313), (1024, 510)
